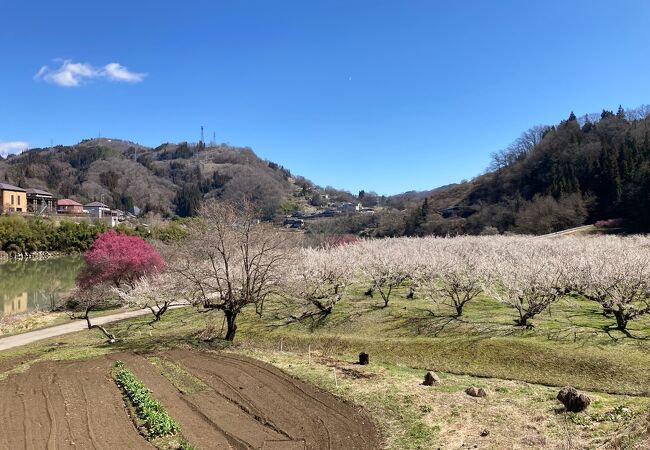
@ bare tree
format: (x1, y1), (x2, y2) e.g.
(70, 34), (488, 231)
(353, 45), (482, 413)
(65, 284), (119, 343)
(172, 200), (296, 341)
(490, 125), (549, 171)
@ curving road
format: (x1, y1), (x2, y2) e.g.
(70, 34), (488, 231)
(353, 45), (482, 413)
(0, 307), (182, 352)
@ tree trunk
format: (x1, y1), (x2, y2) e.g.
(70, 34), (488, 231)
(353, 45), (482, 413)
(224, 310), (238, 341)
(83, 306), (116, 343)
(515, 312), (532, 327)
(90, 324), (116, 343)
(613, 310), (628, 331)
(454, 304), (464, 317)
(154, 303), (169, 321)
(156, 304), (167, 321)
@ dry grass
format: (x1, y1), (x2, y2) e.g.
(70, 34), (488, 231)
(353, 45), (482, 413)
(235, 347), (650, 449)
(0, 311), (68, 336)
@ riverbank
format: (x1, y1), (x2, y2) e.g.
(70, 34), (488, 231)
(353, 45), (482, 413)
(0, 310), (68, 336)
(0, 250), (66, 262)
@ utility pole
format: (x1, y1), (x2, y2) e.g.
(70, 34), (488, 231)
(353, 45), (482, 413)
(197, 125), (204, 159)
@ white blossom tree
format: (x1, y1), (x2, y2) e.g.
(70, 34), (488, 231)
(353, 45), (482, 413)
(418, 237), (491, 317)
(282, 246), (354, 321)
(116, 270), (193, 322)
(572, 236), (650, 331)
(485, 239), (565, 327)
(355, 239), (417, 308)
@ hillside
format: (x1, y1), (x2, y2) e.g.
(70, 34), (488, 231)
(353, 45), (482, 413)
(2, 104), (649, 237)
(419, 106), (650, 235)
(0, 138), (331, 219)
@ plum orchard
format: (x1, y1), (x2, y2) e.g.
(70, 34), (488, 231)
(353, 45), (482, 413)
(125, 201), (650, 341)
(312, 235), (650, 331)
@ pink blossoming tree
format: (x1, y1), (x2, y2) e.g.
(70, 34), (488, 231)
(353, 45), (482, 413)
(71, 230), (165, 342)
(77, 230), (165, 289)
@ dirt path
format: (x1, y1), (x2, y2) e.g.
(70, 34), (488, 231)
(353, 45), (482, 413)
(0, 350), (380, 450)
(0, 307), (184, 352)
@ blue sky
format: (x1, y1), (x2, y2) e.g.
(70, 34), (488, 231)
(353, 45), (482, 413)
(1, 1), (650, 195)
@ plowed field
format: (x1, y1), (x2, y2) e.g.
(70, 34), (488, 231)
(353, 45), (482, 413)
(0, 350), (379, 450)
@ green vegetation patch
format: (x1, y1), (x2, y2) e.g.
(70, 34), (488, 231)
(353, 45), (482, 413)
(112, 361), (196, 449)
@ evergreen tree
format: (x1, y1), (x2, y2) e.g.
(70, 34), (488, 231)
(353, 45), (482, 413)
(174, 183), (202, 217)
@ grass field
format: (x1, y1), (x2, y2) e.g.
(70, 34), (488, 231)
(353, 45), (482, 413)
(1, 284), (650, 449)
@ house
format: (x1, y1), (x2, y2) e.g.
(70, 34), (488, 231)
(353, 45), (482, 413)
(26, 188), (55, 214)
(56, 199), (84, 215)
(0, 183), (27, 213)
(84, 201), (111, 218)
(337, 202), (362, 213)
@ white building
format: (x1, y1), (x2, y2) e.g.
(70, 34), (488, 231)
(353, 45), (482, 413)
(338, 202), (362, 213)
(84, 201), (111, 218)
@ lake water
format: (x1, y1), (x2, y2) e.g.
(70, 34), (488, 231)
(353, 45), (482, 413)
(0, 256), (84, 317)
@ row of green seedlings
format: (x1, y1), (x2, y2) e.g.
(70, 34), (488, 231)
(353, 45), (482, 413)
(112, 361), (196, 450)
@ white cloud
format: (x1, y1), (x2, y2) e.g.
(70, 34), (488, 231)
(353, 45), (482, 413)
(0, 141), (29, 158)
(102, 63), (146, 83)
(35, 60), (146, 87)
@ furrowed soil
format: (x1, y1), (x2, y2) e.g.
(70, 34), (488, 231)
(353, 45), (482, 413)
(0, 357), (155, 450)
(0, 349), (380, 450)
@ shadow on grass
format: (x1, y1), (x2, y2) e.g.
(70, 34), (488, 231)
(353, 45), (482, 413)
(602, 325), (650, 343)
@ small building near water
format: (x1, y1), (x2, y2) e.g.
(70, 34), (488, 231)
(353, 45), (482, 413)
(56, 199), (84, 215)
(0, 183), (27, 213)
(26, 188), (55, 214)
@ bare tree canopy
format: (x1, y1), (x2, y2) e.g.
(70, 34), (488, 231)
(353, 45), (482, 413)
(490, 125), (550, 171)
(171, 200), (298, 341)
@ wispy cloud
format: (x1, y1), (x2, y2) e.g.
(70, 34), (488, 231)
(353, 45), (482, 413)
(34, 60), (146, 87)
(0, 141), (29, 158)
(102, 63), (146, 83)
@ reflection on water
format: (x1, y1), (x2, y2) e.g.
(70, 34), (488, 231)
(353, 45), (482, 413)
(0, 256), (84, 316)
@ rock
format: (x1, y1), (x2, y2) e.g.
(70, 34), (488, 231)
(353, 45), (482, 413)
(465, 387), (487, 398)
(480, 429), (490, 437)
(358, 352), (369, 365)
(557, 386), (591, 412)
(422, 371), (440, 386)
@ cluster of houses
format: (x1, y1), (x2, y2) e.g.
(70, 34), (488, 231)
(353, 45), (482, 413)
(0, 182), (126, 226)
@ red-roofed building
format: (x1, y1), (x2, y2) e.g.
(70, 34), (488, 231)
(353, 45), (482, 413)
(56, 199), (84, 215)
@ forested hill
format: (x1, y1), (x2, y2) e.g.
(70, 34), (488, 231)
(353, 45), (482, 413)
(406, 105), (650, 235)
(2, 104), (650, 236)
(0, 138), (349, 219)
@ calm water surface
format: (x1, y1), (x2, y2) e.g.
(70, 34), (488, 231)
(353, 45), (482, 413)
(0, 256), (84, 317)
